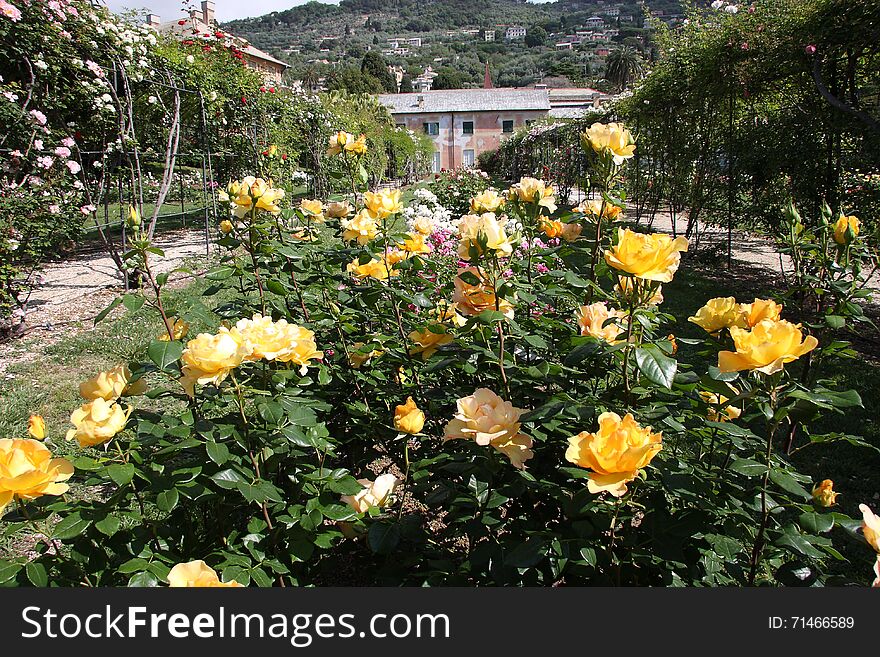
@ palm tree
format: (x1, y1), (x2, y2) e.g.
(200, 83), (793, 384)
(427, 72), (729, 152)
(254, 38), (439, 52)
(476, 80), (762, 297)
(301, 66), (320, 93)
(605, 47), (646, 92)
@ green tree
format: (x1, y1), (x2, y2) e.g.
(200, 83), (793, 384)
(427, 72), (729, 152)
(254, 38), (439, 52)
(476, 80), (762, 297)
(432, 66), (465, 90)
(525, 26), (546, 48)
(605, 46), (645, 92)
(326, 66), (384, 94)
(361, 51), (397, 93)
(399, 74), (414, 93)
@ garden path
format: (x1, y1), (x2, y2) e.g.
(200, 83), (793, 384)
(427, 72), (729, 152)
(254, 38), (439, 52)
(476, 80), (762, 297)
(1, 228), (210, 376)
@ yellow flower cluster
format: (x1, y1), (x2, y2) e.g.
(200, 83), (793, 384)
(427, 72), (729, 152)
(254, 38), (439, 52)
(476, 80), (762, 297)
(0, 438), (74, 515)
(341, 210), (380, 245)
(689, 297), (782, 334)
(581, 122), (636, 165)
(327, 131), (367, 157)
(605, 228), (689, 283)
(68, 364), (143, 448)
(574, 198), (622, 222)
(218, 177), (285, 219)
(443, 388), (533, 469)
(508, 177), (557, 214)
(538, 216), (581, 242)
(452, 267), (514, 319)
(575, 302), (626, 343)
(457, 212), (515, 259)
(470, 189), (506, 214)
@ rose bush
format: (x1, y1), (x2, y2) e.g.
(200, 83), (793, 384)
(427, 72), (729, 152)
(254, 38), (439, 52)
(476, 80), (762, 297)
(0, 120), (877, 589)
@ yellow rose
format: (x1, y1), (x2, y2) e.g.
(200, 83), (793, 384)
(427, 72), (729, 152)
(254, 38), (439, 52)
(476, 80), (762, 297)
(364, 189), (403, 219)
(341, 474), (400, 513)
(344, 133), (368, 156)
(560, 222), (583, 242)
(738, 298), (783, 328)
(235, 314), (323, 374)
(452, 267), (514, 318)
(538, 217), (564, 239)
(300, 198), (324, 222)
(718, 319), (818, 375)
(327, 130), (352, 157)
(605, 228), (689, 283)
(860, 504), (880, 553)
(348, 342), (383, 369)
(457, 212), (514, 259)
(434, 300), (467, 328)
(167, 560), (243, 587)
(833, 214), (859, 245)
(575, 302), (626, 343)
(327, 201), (352, 218)
(401, 232), (431, 254)
(347, 257), (397, 281)
(128, 205), (141, 228)
(581, 122), (636, 165)
(688, 297), (745, 334)
(443, 388), (533, 469)
(254, 186), (284, 215)
(470, 189), (505, 213)
(158, 317), (190, 342)
(179, 327), (249, 396)
(219, 219), (233, 234)
(575, 198), (622, 221)
(66, 398), (131, 448)
(80, 364), (143, 401)
(409, 325), (453, 360)
(394, 397), (425, 434)
(0, 439), (74, 514)
(27, 414), (46, 440)
(385, 249), (407, 266)
(698, 391), (741, 422)
(341, 210), (379, 244)
(616, 277), (663, 306)
(412, 215), (434, 235)
(509, 177), (557, 214)
(811, 479), (839, 508)
(565, 412), (662, 497)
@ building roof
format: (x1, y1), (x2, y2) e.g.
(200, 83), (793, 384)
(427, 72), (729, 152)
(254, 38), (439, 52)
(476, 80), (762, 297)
(377, 88), (550, 114)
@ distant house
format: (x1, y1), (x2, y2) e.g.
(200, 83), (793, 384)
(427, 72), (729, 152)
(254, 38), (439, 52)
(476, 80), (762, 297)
(146, 1), (288, 85)
(555, 42), (574, 51)
(483, 30), (496, 42)
(377, 88), (550, 171)
(584, 16), (605, 29)
(603, 7), (620, 17)
(505, 25), (526, 40)
(546, 87), (609, 118)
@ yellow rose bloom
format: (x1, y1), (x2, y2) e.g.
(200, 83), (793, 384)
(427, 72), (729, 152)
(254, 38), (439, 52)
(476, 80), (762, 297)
(560, 222), (583, 242)
(254, 186), (285, 215)
(344, 133), (368, 156)
(326, 201), (352, 218)
(299, 198), (325, 222)
(158, 317), (190, 342)
(66, 398), (131, 448)
(860, 504), (880, 553)
(27, 414), (46, 440)
(738, 298), (783, 328)
(434, 300), (467, 328)
(363, 189), (403, 219)
(457, 212), (514, 259)
(575, 198), (622, 221)
(412, 215), (435, 235)
(0, 439), (74, 514)
(235, 314), (323, 374)
(509, 177), (557, 214)
(811, 479), (839, 508)
(581, 122), (636, 165)
(452, 267), (514, 318)
(698, 391), (741, 422)
(348, 342), (383, 369)
(443, 388), (533, 469)
(80, 364), (143, 401)
(409, 325), (453, 360)
(565, 412), (662, 497)
(341, 474), (400, 513)
(401, 232), (431, 254)
(833, 214), (859, 245)
(575, 302), (626, 343)
(718, 319), (818, 375)
(347, 257), (398, 281)
(341, 210), (379, 245)
(179, 327), (249, 397)
(688, 297), (745, 334)
(167, 560), (243, 588)
(327, 130), (352, 157)
(470, 189), (506, 213)
(538, 216), (564, 239)
(219, 219), (233, 234)
(394, 397), (425, 434)
(605, 228), (689, 283)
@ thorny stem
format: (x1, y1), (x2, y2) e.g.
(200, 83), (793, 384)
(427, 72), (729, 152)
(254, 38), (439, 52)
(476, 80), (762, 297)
(748, 411), (779, 586)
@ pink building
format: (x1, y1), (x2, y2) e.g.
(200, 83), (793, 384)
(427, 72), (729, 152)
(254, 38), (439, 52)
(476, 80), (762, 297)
(377, 89), (550, 172)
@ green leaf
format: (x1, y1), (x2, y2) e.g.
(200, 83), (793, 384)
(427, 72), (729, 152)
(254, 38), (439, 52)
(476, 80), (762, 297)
(147, 340), (184, 371)
(824, 315), (845, 329)
(798, 512), (834, 534)
(26, 562), (48, 587)
(122, 294), (145, 312)
(206, 441), (230, 465)
(774, 533), (825, 559)
(523, 334), (548, 349)
(368, 522), (401, 555)
(53, 512), (90, 540)
(635, 344), (677, 389)
(128, 571), (159, 587)
(211, 468), (248, 489)
(0, 560), (23, 585)
(94, 297), (123, 325)
(578, 547), (597, 566)
(157, 488), (179, 512)
(769, 469), (811, 500)
(729, 459), (766, 477)
(504, 537), (548, 568)
(95, 515), (121, 537)
(106, 463), (135, 487)
(258, 401), (285, 426)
